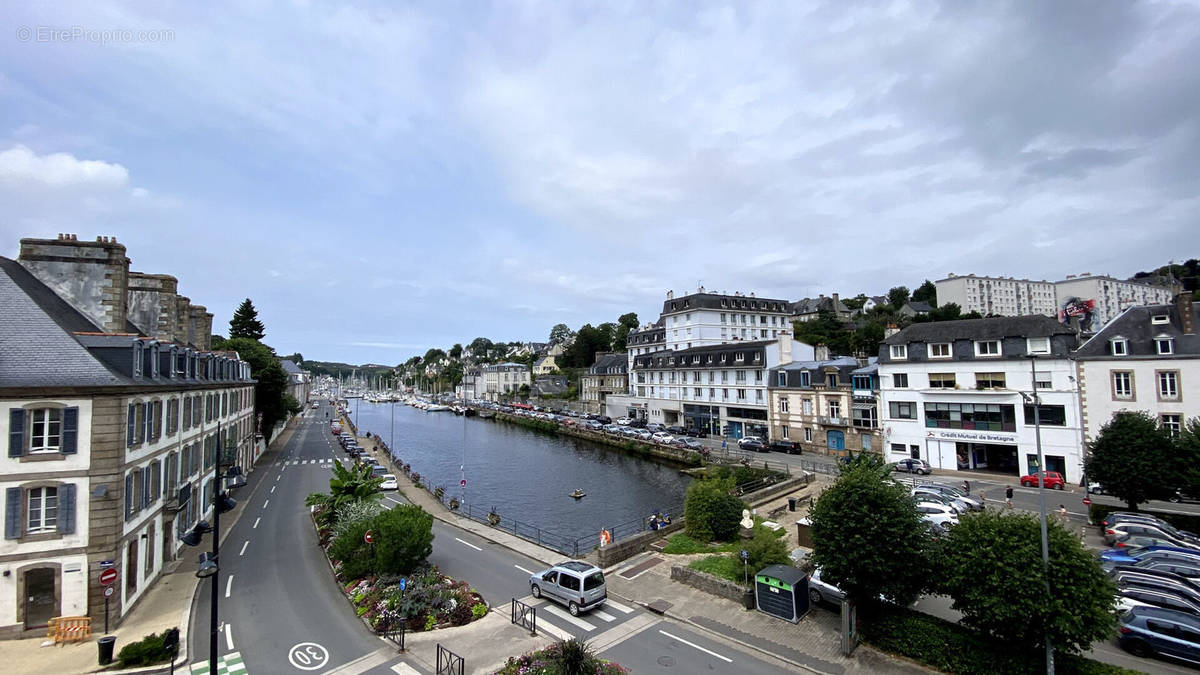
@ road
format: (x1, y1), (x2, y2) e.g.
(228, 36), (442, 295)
(187, 401), (807, 675)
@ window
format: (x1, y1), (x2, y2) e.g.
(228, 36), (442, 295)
(804, 428), (812, 442)
(1152, 314), (1170, 325)
(1162, 414), (1182, 437)
(737, 389), (747, 400)
(924, 402), (1017, 431)
(27, 486), (58, 533)
(889, 344), (908, 360)
(975, 372), (1006, 389)
(889, 401), (916, 419)
(798, 371), (811, 387)
(1112, 371), (1133, 399)
(28, 409), (63, 454)
(892, 373), (908, 388)
(777, 371), (787, 387)
(975, 340), (1001, 356)
(802, 399), (813, 415)
(825, 373), (838, 388)
(928, 373), (957, 389)
(1110, 338), (1128, 356)
(779, 399), (789, 413)
(1023, 404), (1066, 426)
(781, 426), (789, 439)
(1156, 337), (1174, 355)
(828, 401), (840, 418)
(1158, 371), (1180, 400)
(1034, 371), (1051, 389)
(929, 343), (951, 359)
(1027, 337), (1050, 355)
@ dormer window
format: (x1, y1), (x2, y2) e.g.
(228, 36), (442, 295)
(777, 371), (787, 387)
(753, 353), (762, 363)
(1156, 336), (1174, 355)
(975, 340), (1001, 357)
(133, 343), (144, 377)
(1110, 338), (1128, 356)
(735, 353), (745, 363)
(799, 371), (811, 387)
(1026, 337), (1051, 355)
(150, 345), (160, 378)
(720, 354), (727, 364)
(929, 343), (952, 359)
(1152, 314), (1170, 325)
(889, 344), (908, 360)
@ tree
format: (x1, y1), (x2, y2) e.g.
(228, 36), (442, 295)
(1176, 418), (1200, 499)
(1085, 411), (1177, 509)
(468, 337), (494, 360)
(613, 312), (639, 352)
(886, 286), (910, 310)
(809, 457), (931, 607)
(229, 298), (266, 340)
(448, 343), (463, 359)
(548, 323), (574, 345)
(683, 475), (745, 542)
(282, 352), (304, 364)
(221, 337), (291, 444)
(371, 504), (434, 575)
(912, 280), (937, 306)
(423, 348), (446, 365)
(842, 294), (868, 311)
(305, 461), (384, 527)
(941, 511), (1117, 654)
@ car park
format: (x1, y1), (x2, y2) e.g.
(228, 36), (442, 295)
(529, 561), (607, 616)
(1019, 471), (1065, 489)
(892, 458), (932, 475)
(1105, 522), (1200, 549)
(1117, 605), (1200, 664)
(379, 474), (398, 490)
(1101, 545), (1200, 565)
(916, 501), (959, 531)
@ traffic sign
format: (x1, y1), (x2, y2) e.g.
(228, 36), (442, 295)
(364, 530), (374, 545)
(1082, 497), (1092, 506)
(103, 585), (115, 598)
(399, 578), (407, 591)
(460, 479), (467, 487)
(740, 549), (749, 561)
(98, 560), (114, 569)
(99, 568), (118, 586)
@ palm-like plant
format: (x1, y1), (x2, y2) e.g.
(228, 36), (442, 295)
(306, 462), (385, 527)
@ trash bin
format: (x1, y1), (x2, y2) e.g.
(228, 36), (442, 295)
(98, 636), (117, 666)
(787, 497), (797, 512)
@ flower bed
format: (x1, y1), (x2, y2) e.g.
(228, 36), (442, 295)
(495, 639), (629, 675)
(335, 563), (488, 634)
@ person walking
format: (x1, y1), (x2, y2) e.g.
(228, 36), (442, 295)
(1005, 485), (1014, 510)
(1058, 504), (1069, 523)
(961, 479), (971, 495)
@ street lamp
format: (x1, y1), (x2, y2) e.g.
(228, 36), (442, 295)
(1021, 355), (1054, 674)
(181, 425), (246, 675)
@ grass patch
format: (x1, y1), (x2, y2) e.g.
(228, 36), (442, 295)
(688, 554), (746, 584)
(663, 533), (741, 554)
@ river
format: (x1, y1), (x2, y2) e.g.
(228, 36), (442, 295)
(348, 402), (692, 546)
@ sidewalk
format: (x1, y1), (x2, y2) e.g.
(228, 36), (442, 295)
(5, 415), (302, 675)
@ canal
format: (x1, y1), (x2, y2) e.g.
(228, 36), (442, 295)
(350, 402), (692, 545)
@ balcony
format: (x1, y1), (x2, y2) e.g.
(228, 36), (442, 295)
(164, 482), (191, 512)
(817, 416), (848, 427)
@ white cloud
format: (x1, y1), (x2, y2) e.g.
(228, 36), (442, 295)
(0, 144), (129, 187)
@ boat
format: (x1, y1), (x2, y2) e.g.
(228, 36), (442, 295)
(570, 489), (586, 499)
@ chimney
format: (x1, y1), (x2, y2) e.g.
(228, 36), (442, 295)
(814, 343), (830, 361)
(884, 323), (900, 338)
(832, 293), (840, 308)
(778, 330), (793, 366)
(127, 272), (180, 341)
(175, 296), (193, 346)
(666, 290), (674, 299)
(18, 235), (130, 333)
(1179, 293), (1196, 335)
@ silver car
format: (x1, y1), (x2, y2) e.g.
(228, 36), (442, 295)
(530, 561), (607, 616)
(807, 567), (844, 606)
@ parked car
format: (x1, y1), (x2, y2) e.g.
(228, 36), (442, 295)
(665, 425), (688, 436)
(1019, 471), (1065, 489)
(1117, 583), (1200, 616)
(1105, 522), (1200, 549)
(1100, 545), (1200, 565)
(912, 489), (968, 514)
(1111, 567), (1200, 597)
(919, 484), (984, 511)
(807, 567), (844, 607)
(1104, 558), (1200, 579)
(1111, 533), (1183, 550)
(915, 501), (959, 531)
(892, 458), (932, 475)
(651, 432), (675, 444)
(1088, 482), (1107, 495)
(738, 438), (766, 452)
(684, 427), (708, 438)
(646, 423), (666, 433)
(616, 417), (631, 425)
(680, 438), (703, 450)
(379, 474), (399, 491)
(628, 418), (647, 429)
(635, 430), (653, 440)
(769, 440), (802, 454)
(529, 561), (607, 616)
(1103, 513), (1200, 543)
(1117, 605), (1200, 663)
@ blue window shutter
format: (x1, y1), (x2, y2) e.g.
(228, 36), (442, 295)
(5, 487), (20, 539)
(124, 473), (134, 521)
(127, 404), (136, 447)
(142, 468), (151, 508)
(58, 484), (76, 534)
(143, 402), (152, 443)
(8, 408), (24, 458)
(61, 407), (79, 454)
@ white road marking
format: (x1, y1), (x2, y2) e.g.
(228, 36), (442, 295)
(225, 622), (234, 650)
(239, 540), (248, 556)
(390, 664), (422, 674)
(276, 474), (281, 481)
(225, 575), (233, 598)
(604, 599), (635, 614)
(659, 630), (732, 662)
(270, 485), (276, 494)
(455, 537), (482, 551)
(591, 609), (617, 622)
(541, 603), (596, 631)
(263, 499), (269, 508)
(253, 517), (260, 529)
(514, 564), (535, 576)
(536, 617), (573, 641)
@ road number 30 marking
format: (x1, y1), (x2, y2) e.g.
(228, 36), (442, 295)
(288, 642), (329, 671)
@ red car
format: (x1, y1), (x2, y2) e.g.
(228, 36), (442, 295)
(1020, 471), (1065, 489)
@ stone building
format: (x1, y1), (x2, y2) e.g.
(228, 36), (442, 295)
(1, 234), (257, 638)
(580, 352), (628, 415)
(768, 348), (881, 455)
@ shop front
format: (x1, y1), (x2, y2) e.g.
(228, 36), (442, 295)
(924, 428), (1019, 475)
(683, 404), (721, 436)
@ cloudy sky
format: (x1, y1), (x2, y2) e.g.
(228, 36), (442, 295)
(2, 1), (1197, 365)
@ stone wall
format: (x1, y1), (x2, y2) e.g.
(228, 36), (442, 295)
(671, 565), (753, 607)
(596, 519), (685, 568)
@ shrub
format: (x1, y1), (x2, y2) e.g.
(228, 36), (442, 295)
(683, 476), (745, 542)
(328, 517), (374, 580)
(689, 554), (745, 584)
(471, 602), (488, 619)
(116, 630), (174, 667)
(331, 499), (382, 541)
(744, 526), (789, 570)
(371, 504), (434, 575)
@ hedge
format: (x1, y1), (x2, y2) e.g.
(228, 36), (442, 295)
(1088, 503), (1200, 534)
(861, 605), (1140, 675)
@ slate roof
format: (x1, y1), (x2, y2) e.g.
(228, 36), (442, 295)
(1075, 302), (1200, 359)
(776, 356), (860, 371)
(589, 352), (628, 374)
(906, 301), (933, 313)
(280, 359), (303, 374)
(882, 315), (1073, 344)
(791, 296), (850, 315)
(661, 292), (790, 316)
(0, 257), (129, 388)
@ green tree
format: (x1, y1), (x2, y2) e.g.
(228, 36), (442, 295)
(886, 286), (910, 310)
(1176, 418), (1200, 499)
(305, 461), (384, 527)
(1085, 411), (1176, 509)
(221, 337), (290, 444)
(613, 312), (639, 352)
(423, 348), (446, 364)
(842, 294), (868, 311)
(448, 343), (463, 359)
(809, 457), (930, 607)
(941, 510), (1117, 654)
(683, 476), (745, 542)
(912, 280), (937, 306)
(548, 323), (575, 345)
(229, 298), (266, 340)
(744, 526), (789, 570)
(371, 504), (434, 575)
(468, 337), (494, 360)
(328, 516), (373, 579)
(282, 352), (304, 364)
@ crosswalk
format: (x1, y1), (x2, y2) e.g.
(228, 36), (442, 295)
(520, 596), (636, 640)
(190, 651), (246, 675)
(281, 458), (340, 466)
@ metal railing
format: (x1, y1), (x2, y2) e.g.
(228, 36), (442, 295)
(436, 644), (464, 675)
(511, 598), (536, 636)
(383, 624), (405, 651)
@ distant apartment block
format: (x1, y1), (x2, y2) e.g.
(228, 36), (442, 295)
(936, 274), (1058, 319)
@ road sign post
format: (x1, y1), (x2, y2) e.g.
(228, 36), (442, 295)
(364, 530), (374, 545)
(98, 568), (118, 633)
(740, 549), (749, 584)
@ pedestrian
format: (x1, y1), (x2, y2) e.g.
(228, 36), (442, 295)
(1058, 504), (1069, 522)
(961, 479), (970, 495)
(1005, 485), (1014, 510)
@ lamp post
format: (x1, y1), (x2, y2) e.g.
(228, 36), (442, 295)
(1023, 356), (1054, 674)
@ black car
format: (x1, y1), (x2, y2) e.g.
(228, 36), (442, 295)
(666, 425), (688, 436)
(769, 440), (802, 454)
(628, 418), (647, 429)
(596, 416), (612, 424)
(684, 427), (708, 438)
(739, 438), (766, 452)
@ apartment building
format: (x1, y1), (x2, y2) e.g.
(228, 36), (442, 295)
(580, 352), (628, 415)
(1, 235), (257, 638)
(480, 363), (530, 401)
(935, 274), (1058, 318)
(877, 315), (1085, 482)
(1074, 294), (1199, 443)
(1056, 274), (1178, 332)
(767, 349), (881, 455)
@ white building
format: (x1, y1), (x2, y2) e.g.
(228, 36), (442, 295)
(455, 367), (482, 401)
(481, 363), (530, 401)
(935, 274), (1058, 318)
(1074, 294), (1199, 443)
(1055, 273), (1178, 333)
(878, 315), (1085, 482)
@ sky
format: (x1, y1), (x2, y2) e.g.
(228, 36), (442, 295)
(2, 1), (1197, 365)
